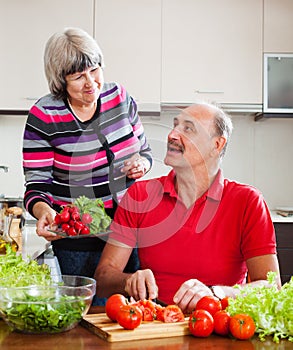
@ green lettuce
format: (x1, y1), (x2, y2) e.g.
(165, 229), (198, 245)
(0, 245), (52, 287)
(227, 272), (293, 343)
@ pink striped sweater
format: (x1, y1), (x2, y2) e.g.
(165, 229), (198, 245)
(23, 82), (152, 215)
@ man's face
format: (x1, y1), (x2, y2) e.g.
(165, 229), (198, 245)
(164, 105), (223, 170)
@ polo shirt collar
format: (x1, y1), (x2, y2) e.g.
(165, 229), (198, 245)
(163, 169), (224, 202)
(206, 169), (224, 202)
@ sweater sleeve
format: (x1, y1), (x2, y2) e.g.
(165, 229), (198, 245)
(23, 104), (55, 215)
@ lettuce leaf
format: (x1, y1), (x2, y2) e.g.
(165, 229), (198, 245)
(0, 245), (52, 287)
(227, 272), (293, 343)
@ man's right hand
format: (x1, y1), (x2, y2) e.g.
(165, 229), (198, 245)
(124, 269), (158, 301)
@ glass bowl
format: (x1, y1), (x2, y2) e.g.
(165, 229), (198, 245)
(0, 276), (95, 334)
(55, 275), (96, 295)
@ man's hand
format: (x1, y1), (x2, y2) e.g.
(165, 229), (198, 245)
(124, 269), (158, 301)
(173, 279), (213, 313)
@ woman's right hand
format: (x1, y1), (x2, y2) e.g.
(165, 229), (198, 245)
(33, 202), (61, 241)
(124, 269), (158, 301)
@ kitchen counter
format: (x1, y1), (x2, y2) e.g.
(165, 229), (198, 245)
(0, 306), (292, 350)
(270, 210), (293, 223)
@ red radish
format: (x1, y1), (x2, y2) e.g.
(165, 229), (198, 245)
(82, 213), (93, 224)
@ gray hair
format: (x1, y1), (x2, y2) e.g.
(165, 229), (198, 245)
(44, 27), (104, 99)
(212, 104), (233, 158)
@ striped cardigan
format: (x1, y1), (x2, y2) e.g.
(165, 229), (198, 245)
(23, 82), (152, 215)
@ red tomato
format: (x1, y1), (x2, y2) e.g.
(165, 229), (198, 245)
(133, 299), (157, 321)
(189, 309), (214, 337)
(220, 297), (230, 310)
(117, 305), (142, 330)
(162, 305), (185, 323)
(105, 294), (128, 322)
(229, 313), (256, 340)
(213, 310), (231, 336)
(195, 296), (222, 316)
(155, 304), (165, 322)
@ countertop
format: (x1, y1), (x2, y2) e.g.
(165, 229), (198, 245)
(0, 306), (292, 350)
(270, 210), (293, 223)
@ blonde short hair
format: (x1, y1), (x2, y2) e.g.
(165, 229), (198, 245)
(44, 27), (104, 99)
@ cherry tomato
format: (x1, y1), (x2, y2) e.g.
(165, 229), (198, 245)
(105, 294), (128, 322)
(162, 305), (185, 323)
(220, 297), (230, 310)
(213, 310), (231, 336)
(229, 313), (256, 340)
(117, 305), (142, 330)
(195, 295), (222, 316)
(189, 309), (214, 337)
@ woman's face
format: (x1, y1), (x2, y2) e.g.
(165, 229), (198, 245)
(65, 65), (104, 106)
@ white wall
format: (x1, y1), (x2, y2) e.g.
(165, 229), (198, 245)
(142, 111), (293, 210)
(0, 112), (292, 209)
(0, 116), (26, 198)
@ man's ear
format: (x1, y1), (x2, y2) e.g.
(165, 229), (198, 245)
(212, 136), (227, 156)
(217, 136), (227, 151)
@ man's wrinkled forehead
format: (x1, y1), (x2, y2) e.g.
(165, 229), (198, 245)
(175, 106), (215, 129)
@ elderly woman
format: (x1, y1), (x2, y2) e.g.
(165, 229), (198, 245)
(22, 27), (153, 305)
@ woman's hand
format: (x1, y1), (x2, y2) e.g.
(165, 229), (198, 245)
(121, 153), (150, 179)
(173, 279), (214, 313)
(124, 269), (158, 301)
(33, 202), (61, 241)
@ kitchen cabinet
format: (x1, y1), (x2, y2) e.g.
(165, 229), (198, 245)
(274, 223), (293, 284)
(0, 0), (94, 111)
(161, 0), (263, 105)
(94, 0), (161, 112)
(264, 0), (293, 53)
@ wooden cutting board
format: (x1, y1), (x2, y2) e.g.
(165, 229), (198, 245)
(81, 313), (190, 342)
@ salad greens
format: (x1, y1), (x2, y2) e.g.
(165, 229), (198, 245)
(0, 246), (88, 333)
(74, 195), (112, 233)
(227, 272), (293, 343)
(2, 293), (86, 333)
(0, 245), (52, 287)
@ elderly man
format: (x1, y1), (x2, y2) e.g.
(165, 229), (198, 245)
(95, 102), (280, 313)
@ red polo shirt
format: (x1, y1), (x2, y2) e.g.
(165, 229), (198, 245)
(110, 170), (276, 304)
